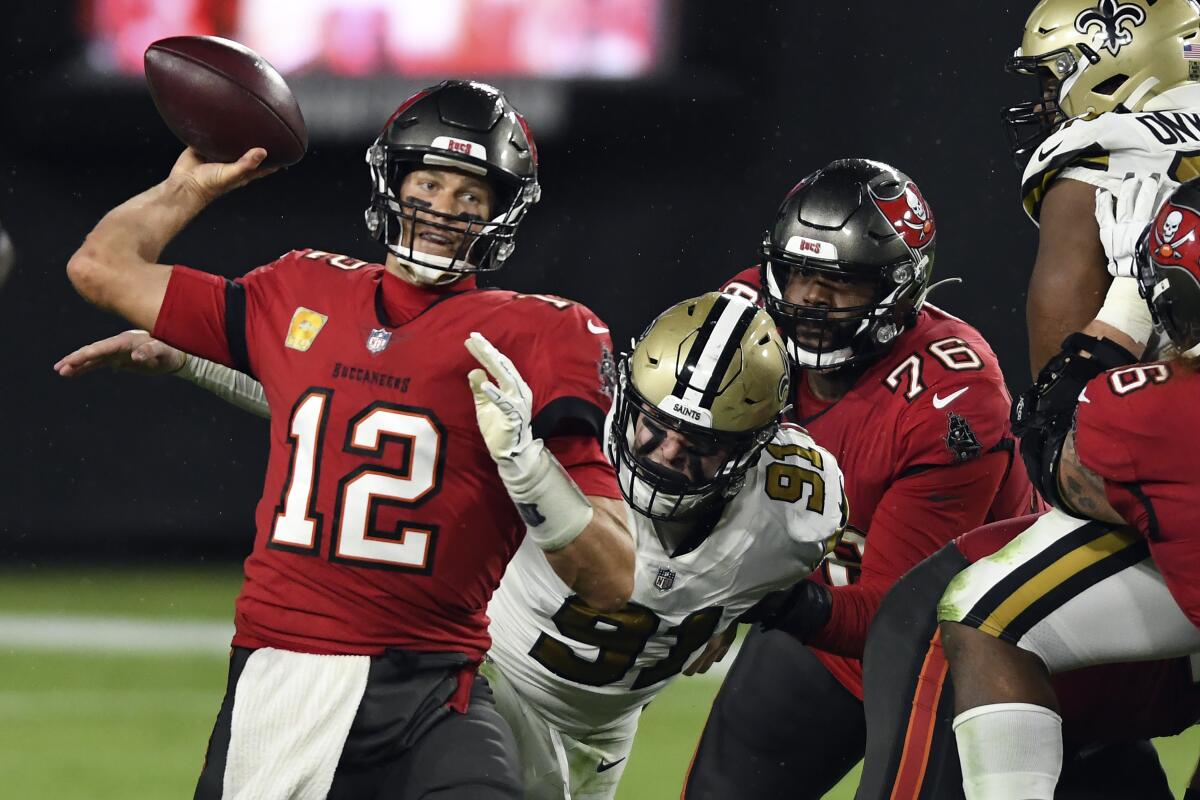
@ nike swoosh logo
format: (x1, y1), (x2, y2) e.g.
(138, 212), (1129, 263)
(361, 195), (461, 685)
(597, 757), (626, 773)
(932, 387), (969, 409)
(1078, 387), (1091, 404)
(1038, 141), (1062, 160)
(587, 320), (610, 335)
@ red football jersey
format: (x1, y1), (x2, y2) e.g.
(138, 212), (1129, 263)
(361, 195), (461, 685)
(153, 250), (620, 659)
(723, 267), (1040, 698)
(1075, 360), (1200, 628)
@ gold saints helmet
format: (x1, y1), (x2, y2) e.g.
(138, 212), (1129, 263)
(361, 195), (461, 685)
(608, 292), (791, 520)
(1003, 0), (1200, 165)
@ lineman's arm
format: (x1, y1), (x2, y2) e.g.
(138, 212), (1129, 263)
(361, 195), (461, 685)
(542, 495), (635, 613)
(55, 329), (270, 418)
(466, 333), (634, 612)
(1027, 178), (1116, 376)
(1055, 429), (1126, 526)
(66, 148), (274, 330)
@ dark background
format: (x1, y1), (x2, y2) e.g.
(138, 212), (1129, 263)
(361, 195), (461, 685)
(0, 3), (1038, 560)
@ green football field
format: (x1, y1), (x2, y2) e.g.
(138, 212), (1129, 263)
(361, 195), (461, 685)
(2, 566), (1197, 798)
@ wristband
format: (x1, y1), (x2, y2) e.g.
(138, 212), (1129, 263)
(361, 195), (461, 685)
(1094, 276), (1154, 349)
(495, 439), (594, 551)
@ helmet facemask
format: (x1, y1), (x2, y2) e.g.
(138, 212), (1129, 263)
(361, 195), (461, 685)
(1002, 47), (1094, 167)
(608, 360), (777, 521)
(761, 249), (926, 370)
(365, 145), (537, 284)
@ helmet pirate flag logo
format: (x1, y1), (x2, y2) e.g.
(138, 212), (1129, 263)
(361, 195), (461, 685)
(1154, 203), (1200, 259)
(869, 181), (935, 251)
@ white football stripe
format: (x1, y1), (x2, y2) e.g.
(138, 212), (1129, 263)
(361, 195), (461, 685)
(682, 298), (752, 408)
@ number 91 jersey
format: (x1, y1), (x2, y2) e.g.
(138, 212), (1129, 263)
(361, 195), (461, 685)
(486, 423), (845, 736)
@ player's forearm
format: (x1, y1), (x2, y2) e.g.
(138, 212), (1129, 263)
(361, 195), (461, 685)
(1027, 178), (1112, 375)
(67, 177), (209, 325)
(176, 356), (270, 418)
(1056, 431), (1126, 525)
(95, 176), (210, 264)
(543, 495), (634, 612)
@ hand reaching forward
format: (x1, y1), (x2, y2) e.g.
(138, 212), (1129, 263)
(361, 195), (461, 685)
(466, 331), (535, 463)
(54, 330), (185, 377)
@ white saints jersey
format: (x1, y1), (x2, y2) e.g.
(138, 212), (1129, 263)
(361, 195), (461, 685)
(1021, 85), (1200, 225)
(486, 423), (845, 737)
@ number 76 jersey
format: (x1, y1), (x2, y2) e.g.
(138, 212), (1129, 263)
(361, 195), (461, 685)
(486, 423), (845, 736)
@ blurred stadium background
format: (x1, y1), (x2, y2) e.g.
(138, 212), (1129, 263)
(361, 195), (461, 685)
(0, 1), (1196, 797)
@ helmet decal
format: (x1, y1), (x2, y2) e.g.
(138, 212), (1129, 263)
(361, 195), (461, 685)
(1074, 0), (1147, 57)
(1154, 205), (1200, 256)
(1137, 182), (1200, 355)
(869, 181), (936, 250)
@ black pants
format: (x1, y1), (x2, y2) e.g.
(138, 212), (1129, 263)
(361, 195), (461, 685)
(195, 647), (522, 800)
(855, 544), (1172, 800)
(684, 626), (866, 800)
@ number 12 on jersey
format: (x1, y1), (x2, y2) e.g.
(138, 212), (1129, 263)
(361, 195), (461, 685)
(272, 388), (446, 572)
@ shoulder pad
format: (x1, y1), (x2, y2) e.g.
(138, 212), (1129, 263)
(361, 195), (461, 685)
(721, 266), (763, 303)
(757, 423), (846, 548)
(296, 249), (374, 271)
(1021, 117), (1117, 224)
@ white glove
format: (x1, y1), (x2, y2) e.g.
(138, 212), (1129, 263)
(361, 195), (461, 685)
(466, 331), (535, 464)
(1095, 173), (1162, 277)
(466, 331), (593, 551)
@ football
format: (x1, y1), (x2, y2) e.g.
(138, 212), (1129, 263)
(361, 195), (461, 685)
(144, 36), (307, 167)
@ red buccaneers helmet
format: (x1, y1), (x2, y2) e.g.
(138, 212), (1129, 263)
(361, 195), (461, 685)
(1137, 178), (1200, 356)
(759, 159), (937, 369)
(364, 80), (540, 280)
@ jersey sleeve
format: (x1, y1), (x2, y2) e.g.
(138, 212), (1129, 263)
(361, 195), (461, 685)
(152, 251), (302, 377)
(771, 426), (848, 558)
(1075, 363), (1200, 627)
(151, 265), (237, 368)
(1074, 367), (1164, 529)
(893, 355), (1013, 472)
(1020, 117), (1114, 224)
(808, 449), (1010, 658)
(545, 434), (621, 500)
(521, 300), (617, 445)
(719, 266), (763, 303)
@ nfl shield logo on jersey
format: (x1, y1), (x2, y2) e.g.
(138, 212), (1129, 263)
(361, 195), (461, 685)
(654, 567), (676, 592)
(366, 327), (392, 354)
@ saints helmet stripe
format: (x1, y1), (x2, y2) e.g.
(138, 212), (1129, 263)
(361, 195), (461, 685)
(698, 300), (758, 409)
(672, 295), (759, 410)
(960, 522), (1148, 644)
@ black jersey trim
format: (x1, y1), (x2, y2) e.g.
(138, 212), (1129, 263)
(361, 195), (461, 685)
(532, 396), (607, 444)
(224, 279), (253, 378)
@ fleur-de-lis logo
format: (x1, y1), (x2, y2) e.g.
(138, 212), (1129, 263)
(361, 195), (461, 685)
(1074, 0), (1147, 56)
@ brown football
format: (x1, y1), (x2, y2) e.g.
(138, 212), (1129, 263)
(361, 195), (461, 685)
(144, 36), (307, 167)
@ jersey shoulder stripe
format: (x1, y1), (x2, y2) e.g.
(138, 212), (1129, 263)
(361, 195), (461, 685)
(743, 423), (846, 557)
(1021, 107), (1200, 223)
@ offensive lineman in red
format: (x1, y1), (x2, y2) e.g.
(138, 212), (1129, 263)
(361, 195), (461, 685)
(683, 159), (1041, 798)
(62, 81), (634, 798)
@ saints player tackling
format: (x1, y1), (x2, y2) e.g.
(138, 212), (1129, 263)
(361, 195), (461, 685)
(484, 292), (845, 798)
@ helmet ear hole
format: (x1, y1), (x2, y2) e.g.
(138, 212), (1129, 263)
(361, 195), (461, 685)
(1093, 74), (1130, 97)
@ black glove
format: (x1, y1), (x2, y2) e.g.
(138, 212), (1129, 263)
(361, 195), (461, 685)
(1012, 333), (1136, 509)
(739, 579), (832, 643)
